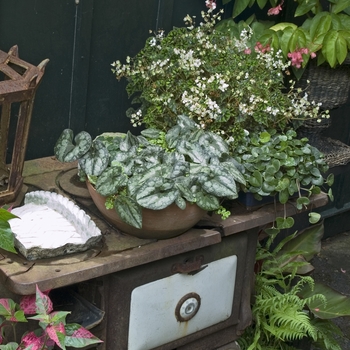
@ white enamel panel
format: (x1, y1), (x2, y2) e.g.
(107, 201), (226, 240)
(128, 255), (237, 350)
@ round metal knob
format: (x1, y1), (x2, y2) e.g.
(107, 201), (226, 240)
(175, 292), (201, 322)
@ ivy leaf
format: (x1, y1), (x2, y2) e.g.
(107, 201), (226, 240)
(275, 217), (295, 229)
(296, 196), (310, 210)
(309, 212), (321, 224)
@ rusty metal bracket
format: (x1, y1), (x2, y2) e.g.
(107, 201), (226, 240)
(171, 255), (207, 275)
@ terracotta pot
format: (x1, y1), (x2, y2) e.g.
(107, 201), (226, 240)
(86, 181), (206, 240)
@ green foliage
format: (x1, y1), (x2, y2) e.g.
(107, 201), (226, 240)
(239, 223), (348, 350)
(0, 208), (18, 254)
(221, 0), (350, 73)
(111, 7), (327, 143)
(55, 115), (245, 229)
(0, 285), (102, 349)
(234, 129), (332, 226)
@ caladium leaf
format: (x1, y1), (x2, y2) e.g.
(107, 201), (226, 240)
(198, 132), (229, 157)
(95, 166), (127, 197)
(175, 181), (196, 203)
(176, 141), (208, 164)
(177, 114), (198, 129)
(165, 125), (181, 149)
(78, 140), (109, 176)
(54, 129), (92, 163)
(114, 195), (142, 228)
(195, 192), (220, 211)
(221, 162), (246, 185)
(141, 128), (162, 139)
(136, 178), (178, 210)
(119, 131), (140, 151)
(175, 196), (187, 210)
(197, 166), (238, 199)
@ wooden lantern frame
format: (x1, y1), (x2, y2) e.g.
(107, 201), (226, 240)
(0, 45), (49, 204)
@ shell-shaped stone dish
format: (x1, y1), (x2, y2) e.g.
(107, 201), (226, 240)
(9, 191), (102, 260)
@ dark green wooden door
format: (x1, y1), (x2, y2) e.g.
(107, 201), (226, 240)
(0, 0), (210, 160)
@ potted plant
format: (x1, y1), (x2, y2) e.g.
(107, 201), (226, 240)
(111, 5), (328, 144)
(54, 115), (245, 239)
(0, 284), (102, 349)
(234, 128), (334, 228)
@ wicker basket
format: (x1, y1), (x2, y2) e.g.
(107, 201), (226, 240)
(296, 60), (350, 110)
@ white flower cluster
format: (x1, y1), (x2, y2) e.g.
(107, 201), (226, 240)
(130, 109), (143, 127)
(112, 6), (328, 143)
(174, 48), (202, 70)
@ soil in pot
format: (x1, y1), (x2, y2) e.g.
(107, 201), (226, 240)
(86, 181), (207, 240)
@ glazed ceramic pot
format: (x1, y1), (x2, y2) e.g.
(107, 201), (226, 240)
(86, 181), (206, 240)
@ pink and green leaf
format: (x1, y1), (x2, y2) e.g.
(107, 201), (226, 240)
(35, 285), (53, 315)
(0, 299), (26, 322)
(46, 324), (66, 349)
(64, 324), (103, 348)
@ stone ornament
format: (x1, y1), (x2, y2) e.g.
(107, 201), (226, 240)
(9, 191), (101, 260)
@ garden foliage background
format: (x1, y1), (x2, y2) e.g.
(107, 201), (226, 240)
(0, 0), (350, 235)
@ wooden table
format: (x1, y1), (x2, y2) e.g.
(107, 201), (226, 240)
(0, 157), (329, 350)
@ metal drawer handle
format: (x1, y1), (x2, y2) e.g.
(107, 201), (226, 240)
(171, 255), (207, 275)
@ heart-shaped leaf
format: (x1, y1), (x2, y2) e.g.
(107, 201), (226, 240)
(54, 129), (92, 162)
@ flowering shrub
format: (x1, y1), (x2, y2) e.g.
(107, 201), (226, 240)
(223, 0), (350, 78)
(112, 7), (328, 145)
(0, 285), (102, 350)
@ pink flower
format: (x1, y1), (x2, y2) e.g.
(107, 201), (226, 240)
(205, 0), (216, 10)
(288, 47), (310, 68)
(268, 1), (283, 16)
(254, 42), (271, 53)
(310, 52), (316, 59)
(244, 48), (252, 54)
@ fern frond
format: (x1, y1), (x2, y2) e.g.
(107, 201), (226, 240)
(269, 310), (316, 341)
